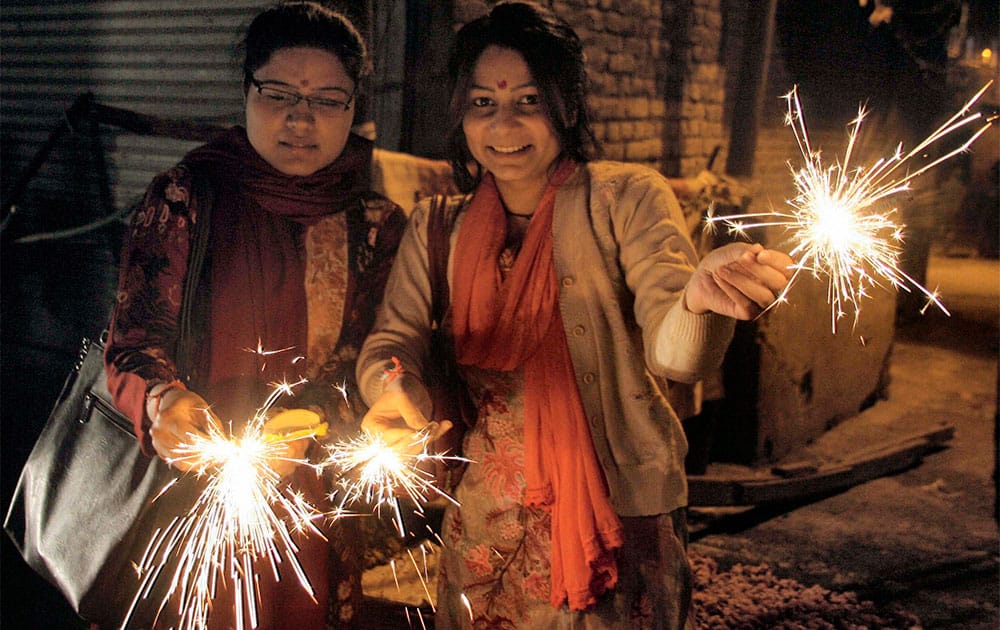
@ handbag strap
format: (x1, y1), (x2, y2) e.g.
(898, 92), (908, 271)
(174, 173), (214, 374)
(427, 194), (452, 328)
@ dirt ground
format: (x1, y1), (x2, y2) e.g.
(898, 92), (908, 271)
(688, 251), (999, 628)
(362, 251), (1000, 629)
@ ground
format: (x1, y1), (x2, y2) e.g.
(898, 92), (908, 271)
(687, 252), (998, 629)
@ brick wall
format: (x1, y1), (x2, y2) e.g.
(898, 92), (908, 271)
(661, 0), (727, 176)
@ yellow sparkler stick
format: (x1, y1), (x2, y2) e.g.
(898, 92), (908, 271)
(263, 424), (328, 442)
(262, 408), (328, 442)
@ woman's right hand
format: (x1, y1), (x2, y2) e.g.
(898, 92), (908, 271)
(360, 388), (452, 455)
(149, 388), (221, 471)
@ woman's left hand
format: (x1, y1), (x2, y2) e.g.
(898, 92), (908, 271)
(267, 439), (312, 478)
(684, 242), (794, 320)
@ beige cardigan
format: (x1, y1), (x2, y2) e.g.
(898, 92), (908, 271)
(357, 161), (734, 516)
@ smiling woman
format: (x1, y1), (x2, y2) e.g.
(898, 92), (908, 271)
(355, 2), (794, 628)
(101, 2), (407, 628)
(460, 46), (563, 216)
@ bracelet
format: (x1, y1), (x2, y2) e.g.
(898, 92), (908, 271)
(382, 356), (405, 385)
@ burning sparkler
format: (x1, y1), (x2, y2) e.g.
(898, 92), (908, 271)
(123, 379), (330, 630)
(324, 428), (465, 538)
(124, 350), (467, 628)
(243, 337), (299, 371)
(706, 82), (994, 332)
(323, 356), (468, 538)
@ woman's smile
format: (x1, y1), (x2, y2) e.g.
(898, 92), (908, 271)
(489, 143), (532, 154)
(279, 140), (319, 153)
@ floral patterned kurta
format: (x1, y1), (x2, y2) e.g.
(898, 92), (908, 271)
(435, 245), (695, 630)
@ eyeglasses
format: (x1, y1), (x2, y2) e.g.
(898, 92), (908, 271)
(249, 76), (353, 115)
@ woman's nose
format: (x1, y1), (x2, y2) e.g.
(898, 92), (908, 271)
(285, 101), (315, 125)
(489, 105), (519, 129)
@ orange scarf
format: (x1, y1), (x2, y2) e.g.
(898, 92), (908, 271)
(451, 160), (624, 610)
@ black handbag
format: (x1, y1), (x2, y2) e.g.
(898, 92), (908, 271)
(3, 176), (212, 627)
(3, 336), (198, 627)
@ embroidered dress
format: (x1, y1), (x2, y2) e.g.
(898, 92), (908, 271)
(436, 245), (693, 630)
(437, 362), (554, 629)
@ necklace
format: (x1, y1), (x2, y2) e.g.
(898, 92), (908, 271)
(504, 207), (533, 219)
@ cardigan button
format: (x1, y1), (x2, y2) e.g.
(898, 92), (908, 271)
(582, 372), (596, 384)
(562, 276), (574, 287)
(572, 325), (586, 336)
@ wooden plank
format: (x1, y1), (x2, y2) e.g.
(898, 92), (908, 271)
(359, 596), (432, 629)
(688, 424), (954, 506)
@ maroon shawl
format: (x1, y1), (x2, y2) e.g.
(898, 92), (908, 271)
(181, 126), (371, 420)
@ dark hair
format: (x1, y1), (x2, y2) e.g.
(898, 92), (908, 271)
(446, 1), (599, 192)
(240, 1), (368, 94)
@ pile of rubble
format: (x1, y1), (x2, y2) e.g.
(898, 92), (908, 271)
(691, 551), (922, 629)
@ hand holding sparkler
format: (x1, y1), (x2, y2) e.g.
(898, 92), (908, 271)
(684, 242), (795, 320)
(127, 378), (332, 630)
(148, 386), (224, 472)
(262, 408), (328, 477)
(326, 359), (466, 537)
(361, 387), (454, 455)
(703, 83), (994, 332)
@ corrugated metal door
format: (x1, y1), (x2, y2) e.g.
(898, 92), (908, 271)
(1, 1), (262, 233)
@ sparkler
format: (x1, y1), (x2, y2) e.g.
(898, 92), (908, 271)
(124, 350), (465, 628)
(706, 82), (994, 332)
(324, 428), (465, 537)
(323, 356), (468, 538)
(123, 379), (330, 630)
(243, 337), (299, 371)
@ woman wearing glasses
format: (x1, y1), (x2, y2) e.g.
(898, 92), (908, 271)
(103, 2), (403, 627)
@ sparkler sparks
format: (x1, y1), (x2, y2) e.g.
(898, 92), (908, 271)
(243, 338), (297, 372)
(706, 82), (994, 332)
(324, 429), (466, 537)
(123, 379), (329, 630)
(123, 350), (466, 628)
(332, 380), (351, 408)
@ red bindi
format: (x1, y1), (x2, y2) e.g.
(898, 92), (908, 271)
(497, 80), (507, 89)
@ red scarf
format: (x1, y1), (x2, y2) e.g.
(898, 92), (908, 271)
(180, 126), (371, 420)
(451, 160), (624, 610)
